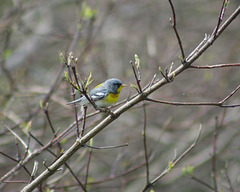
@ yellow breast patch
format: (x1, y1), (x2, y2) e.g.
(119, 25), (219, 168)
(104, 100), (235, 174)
(105, 93), (120, 103)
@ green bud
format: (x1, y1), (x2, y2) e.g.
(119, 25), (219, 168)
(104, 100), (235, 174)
(182, 165), (194, 175)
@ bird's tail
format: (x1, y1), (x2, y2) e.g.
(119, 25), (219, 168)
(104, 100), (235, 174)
(67, 98), (82, 105)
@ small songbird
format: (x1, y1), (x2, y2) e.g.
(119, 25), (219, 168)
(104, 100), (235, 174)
(68, 78), (127, 107)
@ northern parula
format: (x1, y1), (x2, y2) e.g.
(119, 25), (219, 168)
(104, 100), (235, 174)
(68, 78), (127, 107)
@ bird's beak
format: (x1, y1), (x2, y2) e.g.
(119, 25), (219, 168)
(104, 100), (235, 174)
(122, 84), (127, 87)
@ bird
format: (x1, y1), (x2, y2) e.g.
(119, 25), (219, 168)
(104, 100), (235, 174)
(68, 78), (127, 107)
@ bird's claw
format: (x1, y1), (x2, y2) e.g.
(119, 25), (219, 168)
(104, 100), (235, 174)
(98, 107), (116, 117)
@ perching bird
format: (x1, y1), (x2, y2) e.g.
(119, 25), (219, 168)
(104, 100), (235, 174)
(68, 78), (127, 107)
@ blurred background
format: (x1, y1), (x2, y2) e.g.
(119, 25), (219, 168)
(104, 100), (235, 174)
(0, 0), (240, 191)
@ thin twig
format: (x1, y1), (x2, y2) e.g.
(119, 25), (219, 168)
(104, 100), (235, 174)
(6, 126), (30, 154)
(190, 63), (240, 69)
(3, 180), (29, 184)
(66, 54), (80, 138)
(224, 163), (234, 192)
(142, 102), (150, 185)
(145, 84), (240, 108)
(85, 140), (93, 188)
(145, 98), (240, 108)
(15, 138), (21, 161)
(84, 143), (128, 150)
(148, 74), (157, 89)
(28, 161), (38, 183)
(65, 163), (87, 192)
(191, 176), (215, 191)
(22, 127), (31, 161)
(81, 106), (88, 137)
(160, 68), (173, 82)
(43, 107), (61, 151)
(212, 0), (230, 37)
(212, 117), (219, 192)
(130, 61), (142, 93)
(0, 151), (19, 163)
(168, 0), (185, 62)
(219, 84), (240, 103)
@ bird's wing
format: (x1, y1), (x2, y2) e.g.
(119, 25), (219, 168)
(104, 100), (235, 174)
(90, 86), (107, 101)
